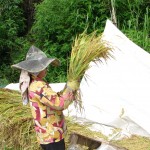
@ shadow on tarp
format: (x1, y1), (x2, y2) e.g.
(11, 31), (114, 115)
(68, 132), (128, 150)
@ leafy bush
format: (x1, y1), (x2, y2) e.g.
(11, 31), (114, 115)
(115, 0), (150, 51)
(0, 0), (26, 59)
(123, 29), (150, 52)
(0, 0), (27, 83)
(31, 0), (110, 82)
(0, 0), (149, 83)
(115, 0), (149, 30)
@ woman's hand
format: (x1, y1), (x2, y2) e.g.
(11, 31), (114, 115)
(66, 80), (80, 91)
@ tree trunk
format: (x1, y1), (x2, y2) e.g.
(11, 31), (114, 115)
(22, 0), (42, 33)
(110, 0), (117, 27)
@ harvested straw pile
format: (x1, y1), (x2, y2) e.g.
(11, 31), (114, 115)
(0, 89), (39, 150)
(0, 89), (150, 150)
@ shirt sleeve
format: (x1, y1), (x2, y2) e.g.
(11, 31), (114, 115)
(30, 81), (74, 110)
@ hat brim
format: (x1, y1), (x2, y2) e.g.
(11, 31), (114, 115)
(12, 58), (60, 73)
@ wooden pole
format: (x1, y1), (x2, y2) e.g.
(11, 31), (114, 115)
(111, 0), (117, 27)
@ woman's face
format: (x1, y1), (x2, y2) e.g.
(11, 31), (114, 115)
(37, 69), (47, 79)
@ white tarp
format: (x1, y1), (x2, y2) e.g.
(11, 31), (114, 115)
(64, 19), (150, 138)
(5, 19), (150, 139)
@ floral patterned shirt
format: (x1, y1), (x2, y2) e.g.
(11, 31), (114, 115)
(28, 77), (73, 144)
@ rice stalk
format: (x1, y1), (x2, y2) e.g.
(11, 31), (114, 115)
(67, 30), (113, 109)
(68, 30), (112, 81)
(0, 89), (40, 150)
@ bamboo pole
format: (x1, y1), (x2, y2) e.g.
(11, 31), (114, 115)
(110, 0), (117, 27)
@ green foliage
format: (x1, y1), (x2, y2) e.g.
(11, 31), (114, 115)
(124, 29), (150, 52)
(67, 0), (110, 33)
(0, 0), (149, 83)
(115, 0), (150, 51)
(115, 0), (149, 30)
(0, 0), (28, 83)
(0, 36), (31, 83)
(0, 0), (25, 35)
(0, 0), (25, 54)
(31, 0), (110, 82)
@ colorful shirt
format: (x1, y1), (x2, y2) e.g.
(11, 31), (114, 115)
(28, 77), (73, 144)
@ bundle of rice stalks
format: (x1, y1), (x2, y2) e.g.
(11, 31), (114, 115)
(67, 31), (113, 107)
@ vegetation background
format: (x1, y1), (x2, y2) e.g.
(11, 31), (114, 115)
(0, 0), (149, 86)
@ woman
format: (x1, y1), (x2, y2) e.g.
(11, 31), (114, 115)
(12, 45), (79, 150)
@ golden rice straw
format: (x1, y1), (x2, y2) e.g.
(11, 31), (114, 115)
(0, 89), (38, 150)
(67, 30), (113, 109)
(1, 90), (149, 150)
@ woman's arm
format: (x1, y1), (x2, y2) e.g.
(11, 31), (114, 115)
(29, 80), (79, 110)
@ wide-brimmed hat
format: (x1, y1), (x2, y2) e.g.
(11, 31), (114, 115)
(12, 45), (60, 73)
